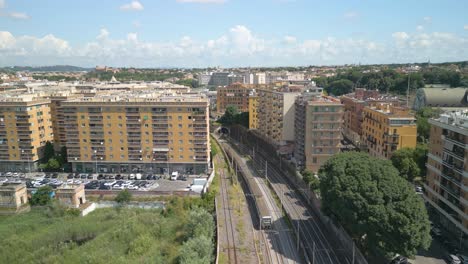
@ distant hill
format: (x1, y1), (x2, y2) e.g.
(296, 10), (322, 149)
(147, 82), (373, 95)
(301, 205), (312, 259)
(1, 65), (92, 72)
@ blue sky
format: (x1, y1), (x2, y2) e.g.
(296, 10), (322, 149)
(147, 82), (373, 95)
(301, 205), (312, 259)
(0, 0), (467, 67)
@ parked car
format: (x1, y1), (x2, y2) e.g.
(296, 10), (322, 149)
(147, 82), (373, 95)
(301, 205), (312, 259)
(79, 173), (87, 179)
(445, 254), (461, 264)
(67, 173), (74, 179)
(115, 174), (122, 180)
(5, 172), (13, 177)
(52, 173), (59, 178)
(456, 254), (468, 264)
(129, 174), (135, 180)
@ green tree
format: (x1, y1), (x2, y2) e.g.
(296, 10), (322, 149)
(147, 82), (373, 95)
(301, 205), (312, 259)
(30, 185), (53, 206)
(391, 148), (420, 182)
(43, 141), (55, 161)
(115, 189), (132, 204)
(326, 79), (354, 96)
(179, 236), (213, 264)
(302, 170), (320, 192)
(185, 208), (214, 239)
(218, 106), (239, 125)
(39, 158), (61, 172)
(416, 107), (443, 142)
(319, 152), (431, 257)
(413, 144), (429, 181)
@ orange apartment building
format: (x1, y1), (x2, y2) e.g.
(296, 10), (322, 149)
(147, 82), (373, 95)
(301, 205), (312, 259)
(216, 83), (252, 115)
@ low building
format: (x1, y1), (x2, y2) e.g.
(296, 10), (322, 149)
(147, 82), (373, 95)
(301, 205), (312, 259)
(294, 94), (343, 172)
(56, 184), (86, 208)
(0, 182), (30, 215)
(413, 87), (467, 110)
(361, 103), (417, 159)
(424, 110), (467, 249)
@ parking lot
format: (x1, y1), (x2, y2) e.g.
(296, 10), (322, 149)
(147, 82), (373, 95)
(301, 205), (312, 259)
(0, 172), (204, 193)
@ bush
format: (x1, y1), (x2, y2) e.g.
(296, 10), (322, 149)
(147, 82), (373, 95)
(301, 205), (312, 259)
(30, 185), (53, 206)
(115, 189), (132, 204)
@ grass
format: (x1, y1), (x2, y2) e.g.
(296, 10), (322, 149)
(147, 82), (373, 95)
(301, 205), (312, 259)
(0, 198), (205, 264)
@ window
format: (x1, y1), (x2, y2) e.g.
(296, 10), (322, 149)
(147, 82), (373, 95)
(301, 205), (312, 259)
(179, 132), (183, 136)
(179, 155), (183, 159)
(312, 157), (317, 163)
(178, 116), (182, 120)
(178, 124), (183, 128)
(120, 147), (124, 151)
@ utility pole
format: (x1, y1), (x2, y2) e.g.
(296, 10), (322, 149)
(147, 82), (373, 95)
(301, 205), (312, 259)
(352, 242), (355, 264)
(296, 221), (300, 251)
(406, 73), (411, 107)
(312, 241), (315, 264)
(265, 161), (268, 181)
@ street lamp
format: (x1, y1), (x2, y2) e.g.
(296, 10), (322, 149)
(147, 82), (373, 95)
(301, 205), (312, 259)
(94, 149), (98, 173)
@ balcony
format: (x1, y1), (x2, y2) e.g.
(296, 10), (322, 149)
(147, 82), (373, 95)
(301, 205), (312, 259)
(127, 133), (141, 139)
(443, 135), (465, 148)
(126, 126), (141, 131)
(193, 133), (207, 138)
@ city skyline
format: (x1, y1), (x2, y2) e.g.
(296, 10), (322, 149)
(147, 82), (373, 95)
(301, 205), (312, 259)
(0, 0), (467, 67)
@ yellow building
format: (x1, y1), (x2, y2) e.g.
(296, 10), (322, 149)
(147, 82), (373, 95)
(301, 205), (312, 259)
(62, 91), (210, 174)
(216, 83), (252, 115)
(361, 103), (417, 159)
(0, 95), (54, 172)
(248, 95), (258, 129)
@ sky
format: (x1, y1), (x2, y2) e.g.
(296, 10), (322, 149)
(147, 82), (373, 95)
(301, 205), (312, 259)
(0, 0), (467, 67)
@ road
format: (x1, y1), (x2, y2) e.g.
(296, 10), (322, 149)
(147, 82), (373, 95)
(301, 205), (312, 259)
(228, 137), (352, 264)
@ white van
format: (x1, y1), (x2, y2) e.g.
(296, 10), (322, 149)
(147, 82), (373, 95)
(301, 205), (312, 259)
(170, 171), (179, 181)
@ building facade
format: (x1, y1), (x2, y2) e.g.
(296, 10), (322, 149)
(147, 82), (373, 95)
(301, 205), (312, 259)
(216, 83), (252, 115)
(424, 111), (467, 249)
(210, 72), (230, 87)
(62, 93), (210, 174)
(256, 90), (300, 146)
(295, 95), (343, 172)
(361, 103), (417, 159)
(56, 184), (86, 208)
(0, 182), (29, 214)
(0, 96), (54, 172)
(248, 95), (259, 130)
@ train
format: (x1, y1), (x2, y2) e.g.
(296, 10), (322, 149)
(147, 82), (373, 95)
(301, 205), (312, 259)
(219, 140), (272, 229)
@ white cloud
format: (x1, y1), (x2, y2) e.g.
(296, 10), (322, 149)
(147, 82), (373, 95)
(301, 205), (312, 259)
(464, 25), (468, 30)
(0, 26), (467, 67)
(283, 36), (296, 44)
(344, 11), (359, 19)
(0, 0), (5, 9)
(423, 16), (432, 23)
(120, 1), (144, 11)
(133, 21), (141, 28)
(177, 0), (226, 3)
(8, 12), (29, 19)
(416, 25), (424, 31)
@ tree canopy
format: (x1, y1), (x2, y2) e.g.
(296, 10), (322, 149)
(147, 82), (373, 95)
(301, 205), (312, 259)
(416, 107), (443, 142)
(30, 185), (54, 206)
(326, 79), (354, 96)
(218, 106), (249, 128)
(319, 152), (431, 257)
(391, 148), (421, 182)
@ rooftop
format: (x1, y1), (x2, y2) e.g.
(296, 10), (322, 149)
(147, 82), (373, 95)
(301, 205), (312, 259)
(433, 110), (468, 130)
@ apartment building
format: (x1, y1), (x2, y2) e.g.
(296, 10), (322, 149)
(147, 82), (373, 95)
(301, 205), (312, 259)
(361, 103), (417, 159)
(62, 92), (210, 174)
(210, 72), (230, 87)
(0, 95), (54, 172)
(228, 75), (245, 85)
(253, 73), (266, 85)
(49, 92), (84, 150)
(257, 89), (300, 146)
(294, 94), (343, 172)
(341, 89), (399, 145)
(248, 94), (259, 130)
(216, 83), (252, 115)
(424, 111), (467, 248)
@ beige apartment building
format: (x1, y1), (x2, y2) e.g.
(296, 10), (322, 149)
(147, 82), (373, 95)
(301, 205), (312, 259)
(248, 94), (259, 130)
(294, 94), (343, 172)
(0, 95), (54, 172)
(424, 111), (467, 248)
(62, 92), (210, 174)
(256, 89), (300, 146)
(216, 83), (252, 115)
(361, 103), (417, 159)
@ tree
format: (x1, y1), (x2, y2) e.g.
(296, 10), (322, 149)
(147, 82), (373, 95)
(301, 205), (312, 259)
(416, 107), (443, 142)
(185, 208), (214, 239)
(39, 158), (61, 172)
(413, 144), (429, 181)
(218, 105), (238, 125)
(326, 79), (354, 96)
(115, 189), (132, 204)
(302, 170), (319, 192)
(43, 141), (55, 162)
(319, 152), (431, 257)
(391, 148), (420, 182)
(30, 185), (53, 206)
(179, 236), (213, 264)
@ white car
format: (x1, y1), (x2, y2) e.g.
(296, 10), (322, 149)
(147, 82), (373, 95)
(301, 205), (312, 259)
(5, 172), (13, 177)
(113, 185), (124, 190)
(0, 178), (7, 183)
(104, 180), (117, 186)
(12, 173), (19, 177)
(129, 174), (135, 180)
(127, 185), (139, 190)
(74, 180), (82, 184)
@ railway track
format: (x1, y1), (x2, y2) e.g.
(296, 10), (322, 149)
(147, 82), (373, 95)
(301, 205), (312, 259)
(217, 155), (239, 264)
(230, 138), (351, 264)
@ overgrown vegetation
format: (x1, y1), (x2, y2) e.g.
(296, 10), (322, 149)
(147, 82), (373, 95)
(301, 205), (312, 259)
(301, 169), (320, 193)
(115, 189), (132, 204)
(85, 70), (185, 82)
(319, 152), (431, 258)
(217, 106), (249, 128)
(416, 107), (443, 143)
(0, 197), (216, 264)
(29, 185), (53, 206)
